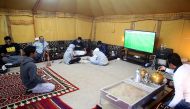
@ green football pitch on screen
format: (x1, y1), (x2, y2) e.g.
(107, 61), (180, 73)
(124, 30), (155, 53)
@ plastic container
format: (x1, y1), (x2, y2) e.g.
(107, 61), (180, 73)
(100, 78), (165, 109)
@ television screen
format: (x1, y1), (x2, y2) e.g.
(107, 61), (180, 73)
(124, 30), (156, 53)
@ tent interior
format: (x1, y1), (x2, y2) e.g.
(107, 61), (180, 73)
(0, 0), (190, 109)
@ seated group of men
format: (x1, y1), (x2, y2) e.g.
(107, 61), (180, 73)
(63, 37), (109, 66)
(0, 36), (55, 94)
(0, 36), (110, 94)
(0, 36), (50, 72)
(0, 36), (111, 72)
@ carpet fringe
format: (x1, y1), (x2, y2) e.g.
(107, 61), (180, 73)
(3, 95), (54, 108)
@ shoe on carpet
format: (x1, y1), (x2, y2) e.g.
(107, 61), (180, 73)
(5, 63), (13, 68)
(25, 89), (32, 95)
(0, 65), (8, 74)
(5, 63), (13, 66)
(2, 65), (7, 70)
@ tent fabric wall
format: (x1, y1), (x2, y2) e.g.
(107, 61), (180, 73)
(95, 12), (190, 22)
(95, 22), (131, 46)
(0, 10), (93, 44)
(76, 18), (92, 39)
(35, 17), (92, 41)
(134, 20), (157, 32)
(0, 15), (8, 44)
(95, 19), (190, 60)
(35, 17), (76, 41)
(9, 16), (35, 43)
(95, 20), (158, 46)
(159, 19), (190, 59)
(0, 10), (190, 60)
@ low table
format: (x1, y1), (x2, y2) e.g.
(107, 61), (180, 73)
(99, 77), (171, 109)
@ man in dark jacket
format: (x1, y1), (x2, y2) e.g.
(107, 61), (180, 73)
(20, 45), (55, 93)
(97, 41), (109, 57)
(72, 37), (86, 56)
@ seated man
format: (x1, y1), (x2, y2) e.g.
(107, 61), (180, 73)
(72, 37), (86, 56)
(97, 41), (117, 61)
(20, 45), (55, 93)
(33, 36), (49, 62)
(97, 41), (109, 57)
(63, 44), (81, 65)
(159, 53), (190, 109)
(1, 36), (22, 66)
(89, 48), (108, 66)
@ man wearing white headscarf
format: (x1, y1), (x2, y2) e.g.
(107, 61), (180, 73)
(89, 48), (108, 66)
(63, 44), (81, 64)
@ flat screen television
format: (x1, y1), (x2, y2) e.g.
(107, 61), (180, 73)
(124, 30), (156, 54)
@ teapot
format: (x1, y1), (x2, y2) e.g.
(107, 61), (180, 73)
(150, 71), (164, 84)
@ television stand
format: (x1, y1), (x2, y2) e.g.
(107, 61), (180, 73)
(125, 50), (150, 66)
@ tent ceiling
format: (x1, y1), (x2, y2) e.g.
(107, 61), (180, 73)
(0, 0), (37, 10)
(0, 0), (190, 17)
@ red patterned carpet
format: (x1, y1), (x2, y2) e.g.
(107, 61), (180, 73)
(92, 105), (102, 109)
(0, 67), (79, 109)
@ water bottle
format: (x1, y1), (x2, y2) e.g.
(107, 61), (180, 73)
(111, 51), (115, 56)
(144, 73), (149, 83)
(151, 55), (156, 70)
(135, 69), (141, 82)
